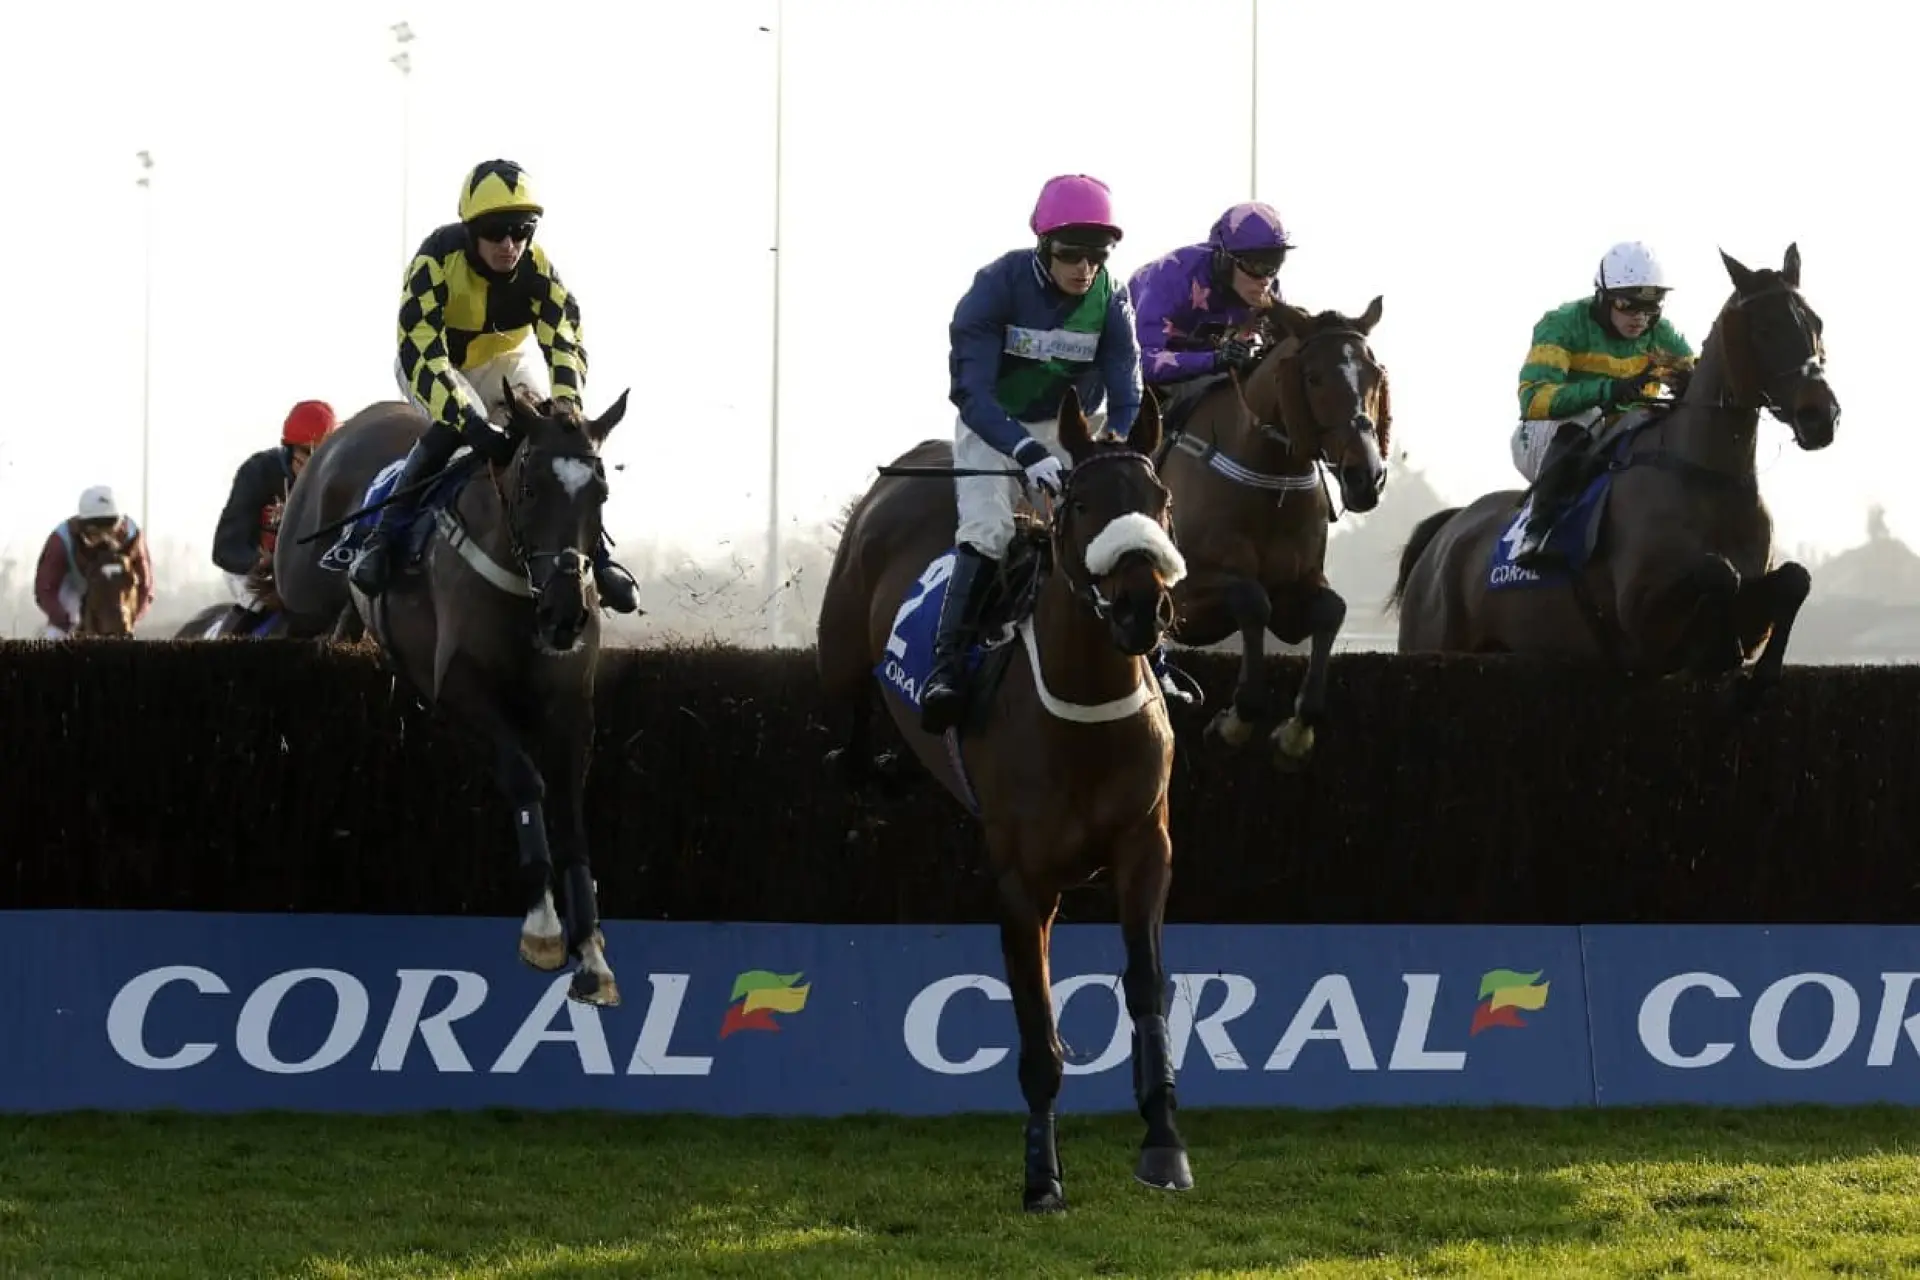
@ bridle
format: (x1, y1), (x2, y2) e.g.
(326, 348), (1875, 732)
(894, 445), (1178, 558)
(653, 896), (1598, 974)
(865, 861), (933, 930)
(485, 439), (606, 604)
(1045, 448), (1177, 635)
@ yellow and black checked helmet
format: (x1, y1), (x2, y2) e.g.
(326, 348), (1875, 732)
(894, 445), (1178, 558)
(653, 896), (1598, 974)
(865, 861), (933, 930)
(458, 159), (544, 224)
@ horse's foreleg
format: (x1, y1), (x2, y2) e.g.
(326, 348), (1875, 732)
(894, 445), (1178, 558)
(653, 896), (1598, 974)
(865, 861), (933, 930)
(538, 710), (616, 1007)
(491, 737), (566, 974)
(1114, 820), (1192, 1194)
(1270, 584), (1346, 771)
(1726, 560), (1812, 713)
(995, 861), (1066, 1213)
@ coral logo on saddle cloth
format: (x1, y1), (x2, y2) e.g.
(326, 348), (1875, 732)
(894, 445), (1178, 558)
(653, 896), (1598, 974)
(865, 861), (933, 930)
(1486, 472), (1612, 592)
(720, 970), (810, 1039)
(1471, 968), (1550, 1036)
(319, 457), (409, 571)
(877, 549), (986, 709)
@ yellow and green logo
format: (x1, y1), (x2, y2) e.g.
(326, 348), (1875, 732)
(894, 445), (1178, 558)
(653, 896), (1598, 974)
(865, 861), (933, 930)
(720, 970), (810, 1039)
(1471, 968), (1549, 1036)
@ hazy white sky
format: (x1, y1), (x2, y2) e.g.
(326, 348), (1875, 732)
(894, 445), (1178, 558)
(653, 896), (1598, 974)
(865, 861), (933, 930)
(5, 0), (1909, 623)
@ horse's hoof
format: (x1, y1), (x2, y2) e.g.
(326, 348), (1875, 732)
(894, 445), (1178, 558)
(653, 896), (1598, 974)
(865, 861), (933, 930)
(1023, 1181), (1067, 1214)
(518, 932), (567, 972)
(1135, 1146), (1194, 1192)
(568, 966), (621, 1008)
(1206, 707), (1255, 748)
(1272, 717), (1316, 770)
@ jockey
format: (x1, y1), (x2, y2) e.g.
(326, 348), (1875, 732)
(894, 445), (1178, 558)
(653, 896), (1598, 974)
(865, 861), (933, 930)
(921, 174), (1200, 734)
(34, 485), (154, 637)
(1508, 240), (1697, 568)
(1128, 200), (1293, 400)
(348, 158), (640, 613)
(211, 399), (336, 636)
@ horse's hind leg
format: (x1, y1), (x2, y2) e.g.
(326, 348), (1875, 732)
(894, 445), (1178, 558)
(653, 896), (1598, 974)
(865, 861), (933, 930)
(539, 708), (617, 1007)
(1269, 583), (1347, 771)
(994, 860), (1067, 1213)
(1114, 820), (1193, 1194)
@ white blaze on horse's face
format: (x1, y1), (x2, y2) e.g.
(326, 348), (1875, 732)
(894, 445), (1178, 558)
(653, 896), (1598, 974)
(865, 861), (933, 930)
(1083, 513), (1187, 587)
(551, 457), (598, 499)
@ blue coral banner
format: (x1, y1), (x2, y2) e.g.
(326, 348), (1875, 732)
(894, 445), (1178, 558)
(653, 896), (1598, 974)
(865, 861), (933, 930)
(2, 912), (1914, 1114)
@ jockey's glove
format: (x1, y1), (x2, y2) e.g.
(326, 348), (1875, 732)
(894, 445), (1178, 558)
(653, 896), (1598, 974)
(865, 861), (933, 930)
(464, 419), (519, 466)
(1011, 438), (1065, 496)
(1216, 337), (1258, 372)
(1606, 374), (1662, 408)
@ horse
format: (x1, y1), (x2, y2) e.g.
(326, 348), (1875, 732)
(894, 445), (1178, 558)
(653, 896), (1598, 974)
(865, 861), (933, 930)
(1389, 244), (1838, 709)
(69, 522), (144, 637)
(275, 387), (629, 1005)
(816, 386), (1193, 1214)
(1149, 298), (1390, 768)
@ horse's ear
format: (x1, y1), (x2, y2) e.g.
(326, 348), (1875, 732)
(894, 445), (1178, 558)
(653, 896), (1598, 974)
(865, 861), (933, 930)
(1057, 384), (1092, 457)
(1781, 242), (1801, 287)
(1719, 247), (1760, 294)
(504, 385), (542, 433)
(1356, 294), (1384, 333)
(1127, 385), (1162, 459)
(588, 388), (629, 445)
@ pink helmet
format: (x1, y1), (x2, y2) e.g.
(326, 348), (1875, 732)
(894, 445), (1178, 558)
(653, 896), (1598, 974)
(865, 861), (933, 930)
(1029, 174), (1123, 242)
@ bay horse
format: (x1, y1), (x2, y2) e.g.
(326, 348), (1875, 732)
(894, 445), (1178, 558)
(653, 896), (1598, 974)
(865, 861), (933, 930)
(1151, 298), (1390, 768)
(70, 522), (144, 637)
(275, 387), (629, 1005)
(817, 387), (1192, 1213)
(1390, 244), (1838, 709)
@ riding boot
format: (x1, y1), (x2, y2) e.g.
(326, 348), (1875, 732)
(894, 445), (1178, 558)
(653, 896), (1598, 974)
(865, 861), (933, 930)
(349, 423), (462, 596)
(920, 543), (995, 735)
(1150, 641), (1205, 707)
(590, 533), (642, 615)
(1512, 432), (1590, 570)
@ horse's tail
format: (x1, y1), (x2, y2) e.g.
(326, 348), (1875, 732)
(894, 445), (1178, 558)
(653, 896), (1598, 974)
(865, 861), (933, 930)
(1386, 506), (1462, 613)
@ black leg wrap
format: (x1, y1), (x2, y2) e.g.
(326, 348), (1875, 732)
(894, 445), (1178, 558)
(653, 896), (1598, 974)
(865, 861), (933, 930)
(513, 803), (551, 911)
(1022, 1109), (1064, 1213)
(1133, 1014), (1176, 1118)
(562, 861), (600, 953)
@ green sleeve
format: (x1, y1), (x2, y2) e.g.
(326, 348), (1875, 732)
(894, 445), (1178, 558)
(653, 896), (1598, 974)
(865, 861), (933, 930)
(1516, 309), (1613, 420)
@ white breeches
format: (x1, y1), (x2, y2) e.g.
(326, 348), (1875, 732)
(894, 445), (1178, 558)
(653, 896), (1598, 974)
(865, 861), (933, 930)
(1510, 407), (1602, 483)
(225, 570), (267, 609)
(953, 409), (1107, 560)
(393, 337), (552, 428)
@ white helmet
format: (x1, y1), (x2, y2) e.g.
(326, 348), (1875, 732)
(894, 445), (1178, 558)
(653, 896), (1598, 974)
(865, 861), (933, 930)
(1595, 241), (1671, 296)
(77, 485), (119, 520)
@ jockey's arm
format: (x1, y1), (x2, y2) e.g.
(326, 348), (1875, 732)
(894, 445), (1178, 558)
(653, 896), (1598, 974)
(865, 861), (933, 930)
(1131, 266), (1218, 386)
(1516, 311), (1614, 420)
(211, 453), (276, 577)
(948, 264), (1029, 458)
(1098, 283), (1144, 439)
(397, 253), (489, 437)
(528, 245), (587, 407)
(32, 530), (69, 631)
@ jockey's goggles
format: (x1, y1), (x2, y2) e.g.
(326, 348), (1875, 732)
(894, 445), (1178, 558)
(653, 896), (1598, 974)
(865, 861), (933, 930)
(471, 214), (538, 244)
(1607, 290), (1664, 315)
(1229, 249), (1286, 278)
(1051, 244), (1110, 266)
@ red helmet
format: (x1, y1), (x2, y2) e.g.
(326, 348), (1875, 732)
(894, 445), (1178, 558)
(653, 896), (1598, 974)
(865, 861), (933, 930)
(282, 400), (337, 447)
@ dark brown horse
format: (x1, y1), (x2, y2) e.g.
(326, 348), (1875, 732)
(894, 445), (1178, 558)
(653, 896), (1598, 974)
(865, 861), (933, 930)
(1390, 244), (1838, 707)
(817, 387), (1192, 1213)
(1152, 298), (1390, 767)
(70, 522), (144, 637)
(276, 388), (629, 1005)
